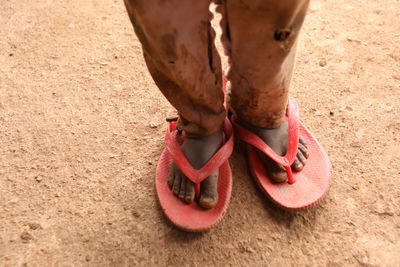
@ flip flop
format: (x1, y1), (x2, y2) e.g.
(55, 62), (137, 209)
(231, 97), (331, 211)
(155, 117), (234, 232)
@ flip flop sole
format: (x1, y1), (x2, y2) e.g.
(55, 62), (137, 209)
(248, 121), (331, 211)
(156, 148), (232, 232)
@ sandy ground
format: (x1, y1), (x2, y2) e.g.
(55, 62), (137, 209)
(1, 0), (400, 266)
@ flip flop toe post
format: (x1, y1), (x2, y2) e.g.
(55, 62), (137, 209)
(156, 118), (234, 232)
(232, 97), (331, 211)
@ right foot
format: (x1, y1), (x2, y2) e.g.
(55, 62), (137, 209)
(167, 129), (223, 209)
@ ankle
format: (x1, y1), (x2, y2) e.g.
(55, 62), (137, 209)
(236, 116), (284, 131)
(186, 128), (223, 141)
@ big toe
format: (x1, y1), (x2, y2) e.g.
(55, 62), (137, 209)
(260, 154), (288, 183)
(199, 195), (218, 209)
(269, 168), (288, 183)
(199, 171), (218, 209)
(199, 194), (218, 209)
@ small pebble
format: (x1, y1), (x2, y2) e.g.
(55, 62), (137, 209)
(28, 222), (41, 230)
(86, 255), (92, 262)
(149, 121), (160, 128)
(20, 231), (33, 241)
(329, 111), (334, 116)
(35, 176), (42, 182)
(266, 245), (274, 251)
(132, 210), (141, 218)
(245, 247), (254, 253)
(319, 59), (327, 67)
(375, 203), (395, 216)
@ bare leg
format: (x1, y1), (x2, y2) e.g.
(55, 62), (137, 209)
(220, 0), (310, 182)
(124, 0), (224, 207)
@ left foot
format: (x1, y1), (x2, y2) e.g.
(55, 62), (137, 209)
(241, 120), (309, 183)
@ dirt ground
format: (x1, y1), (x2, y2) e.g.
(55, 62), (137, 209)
(1, 0), (399, 266)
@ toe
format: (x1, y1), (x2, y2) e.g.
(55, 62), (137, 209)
(299, 136), (308, 148)
(257, 150), (287, 183)
(178, 176), (186, 200)
(167, 166), (175, 189)
(199, 196), (218, 209)
(172, 173), (181, 196)
(297, 147), (307, 165)
(269, 167), (288, 183)
(184, 179), (195, 203)
(298, 143), (309, 159)
(199, 171), (219, 209)
(292, 156), (304, 172)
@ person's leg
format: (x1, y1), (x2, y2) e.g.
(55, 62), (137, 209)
(124, 0), (224, 207)
(222, 0), (310, 182)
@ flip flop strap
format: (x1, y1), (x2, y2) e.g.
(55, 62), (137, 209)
(232, 97), (299, 184)
(165, 118), (234, 197)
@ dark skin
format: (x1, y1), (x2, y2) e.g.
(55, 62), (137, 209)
(240, 119), (310, 183)
(168, 120), (309, 209)
(167, 129), (223, 209)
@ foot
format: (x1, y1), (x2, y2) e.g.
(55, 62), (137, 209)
(242, 120), (309, 183)
(167, 129), (223, 208)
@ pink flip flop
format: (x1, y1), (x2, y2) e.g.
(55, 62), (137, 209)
(231, 97), (331, 211)
(155, 118), (234, 232)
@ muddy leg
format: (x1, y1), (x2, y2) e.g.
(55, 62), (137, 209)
(124, 0), (224, 207)
(222, 0), (310, 182)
